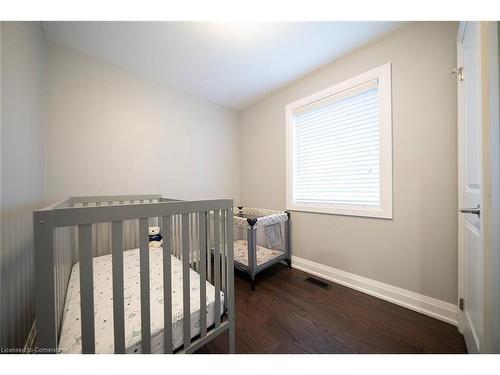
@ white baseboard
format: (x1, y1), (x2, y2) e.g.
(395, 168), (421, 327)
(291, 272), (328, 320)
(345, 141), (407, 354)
(291, 255), (458, 326)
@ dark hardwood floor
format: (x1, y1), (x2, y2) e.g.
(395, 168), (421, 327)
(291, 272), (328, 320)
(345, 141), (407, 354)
(196, 264), (467, 354)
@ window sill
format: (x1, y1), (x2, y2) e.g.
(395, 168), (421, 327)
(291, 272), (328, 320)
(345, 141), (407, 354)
(286, 203), (393, 219)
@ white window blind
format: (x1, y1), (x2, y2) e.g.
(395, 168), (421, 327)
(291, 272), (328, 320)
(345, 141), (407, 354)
(292, 80), (380, 208)
(287, 63), (392, 218)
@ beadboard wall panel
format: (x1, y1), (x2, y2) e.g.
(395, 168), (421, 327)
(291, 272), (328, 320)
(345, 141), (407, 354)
(0, 22), (45, 350)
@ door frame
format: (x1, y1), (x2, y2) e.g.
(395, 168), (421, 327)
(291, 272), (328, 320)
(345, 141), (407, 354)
(456, 20), (466, 337)
(456, 21), (483, 353)
(457, 21), (500, 353)
(486, 21), (500, 354)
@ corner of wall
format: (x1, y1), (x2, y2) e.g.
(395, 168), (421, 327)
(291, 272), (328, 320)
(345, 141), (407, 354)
(235, 109), (243, 206)
(41, 23), (48, 206)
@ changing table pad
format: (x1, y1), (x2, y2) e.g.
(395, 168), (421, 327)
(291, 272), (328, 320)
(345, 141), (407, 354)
(58, 247), (224, 353)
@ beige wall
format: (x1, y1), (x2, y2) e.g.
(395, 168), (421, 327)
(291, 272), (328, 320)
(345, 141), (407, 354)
(0, 22), (461, 350)
(1, 22), (46, 348)
(46, 42), (239, 204)
(238, 22), (459, 303)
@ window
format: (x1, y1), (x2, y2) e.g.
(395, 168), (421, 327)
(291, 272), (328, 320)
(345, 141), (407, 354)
(286, 63), (393, 219)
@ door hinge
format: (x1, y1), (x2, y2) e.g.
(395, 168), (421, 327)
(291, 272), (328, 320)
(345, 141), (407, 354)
(459, 298), (464, 311)
(451, 66), (464, 81)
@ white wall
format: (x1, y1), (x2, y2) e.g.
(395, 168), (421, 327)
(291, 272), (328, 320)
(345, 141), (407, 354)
(46, 42), (239, 204)
(0, 22), (46, 349)
(238, 22), (459, 304)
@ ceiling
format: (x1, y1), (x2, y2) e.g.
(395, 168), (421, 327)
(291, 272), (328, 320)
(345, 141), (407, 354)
(42, 22), (404, 110)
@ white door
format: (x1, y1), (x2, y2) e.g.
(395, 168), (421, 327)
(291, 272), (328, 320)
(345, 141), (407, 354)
(457, 21), (484, 354)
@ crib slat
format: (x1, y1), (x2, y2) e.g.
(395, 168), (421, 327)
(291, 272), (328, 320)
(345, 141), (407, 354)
(207, 215), (212, 283)
(214, 210), (221, 327)
(181, 213), (191, 350)
(189, 214), (194, 271)
(172, 215), (180, 259)
(172, 216), (177, 258)
(177, 215), (182, 258)
(161, 215), (173, 353)
(95, 202), (100, 257)
(139, 218), (151, 353)
(198, 212), (207, 337)
(225, 207), (235, 353)
(78, 224), (95, 354)
(221, 209), (226, 307)
(173, 216), (177, 258)
(195, 214), (199, 271)
(111, 221), (125, 354)
(108, 201), (112, 258)
(192, 214), (198, 271)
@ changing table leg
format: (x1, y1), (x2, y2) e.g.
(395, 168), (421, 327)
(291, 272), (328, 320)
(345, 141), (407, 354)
(247, 227), (258, 291)
(285, 211), (292, 268)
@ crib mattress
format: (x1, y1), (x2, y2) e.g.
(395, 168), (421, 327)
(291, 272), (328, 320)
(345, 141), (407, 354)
(233, 239), (284, 267)
(58, 247), (224, 354)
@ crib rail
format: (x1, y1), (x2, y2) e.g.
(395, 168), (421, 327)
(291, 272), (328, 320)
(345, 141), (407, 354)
(34, 195), (235, 354)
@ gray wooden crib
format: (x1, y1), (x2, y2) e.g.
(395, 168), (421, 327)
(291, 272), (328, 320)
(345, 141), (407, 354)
(33, 194), (235, 354)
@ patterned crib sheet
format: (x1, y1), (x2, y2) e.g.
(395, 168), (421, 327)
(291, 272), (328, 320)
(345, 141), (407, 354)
(58, 247), (224, 354)
(233, 239), (284, 267)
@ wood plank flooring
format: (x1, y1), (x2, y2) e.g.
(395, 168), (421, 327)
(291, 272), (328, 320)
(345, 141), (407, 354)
(196, 264), (467, 354)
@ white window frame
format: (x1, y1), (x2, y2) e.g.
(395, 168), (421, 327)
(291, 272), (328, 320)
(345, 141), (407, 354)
(285, 62), (393, 219)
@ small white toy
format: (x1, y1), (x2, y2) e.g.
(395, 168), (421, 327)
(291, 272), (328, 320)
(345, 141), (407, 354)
(148, 226), (163, 248)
